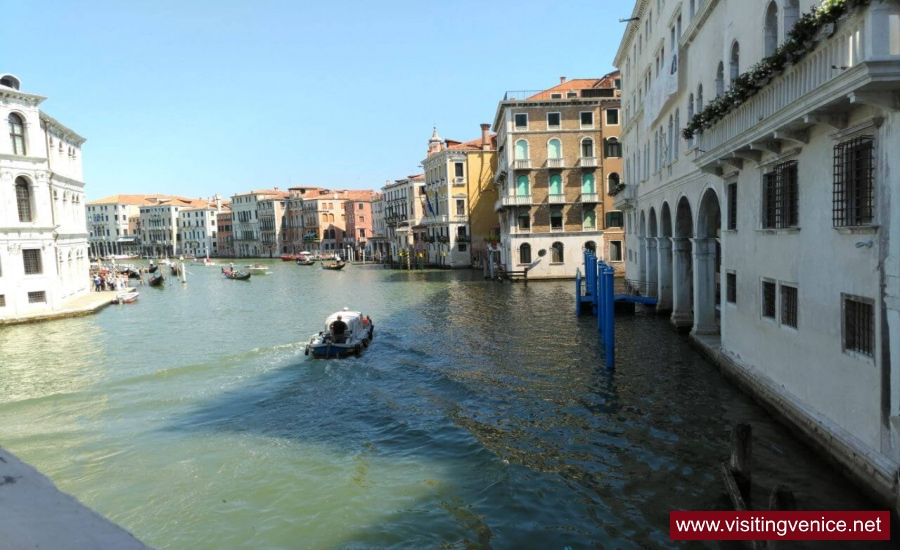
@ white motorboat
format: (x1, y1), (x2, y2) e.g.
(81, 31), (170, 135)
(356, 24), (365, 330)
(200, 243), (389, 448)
(245, 264), (271, 274)
(305, 308), (374, 358)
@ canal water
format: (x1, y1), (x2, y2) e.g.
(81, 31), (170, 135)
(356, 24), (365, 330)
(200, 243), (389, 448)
(0, 261), (893, 549)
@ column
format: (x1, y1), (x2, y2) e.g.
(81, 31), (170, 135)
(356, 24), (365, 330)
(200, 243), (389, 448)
(692, 237), (720, 335)
(671, 237), (693, 330)
(647, 238), (658, 297)
(655, 237), (673, 313)
(639, 237), (648, 283)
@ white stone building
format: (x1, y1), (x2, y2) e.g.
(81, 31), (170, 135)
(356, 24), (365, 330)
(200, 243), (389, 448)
(380, 175), (426, 264)
(614, 0), (900, 507)
(0, 74), (90, 320)
(231, 189), (284, 257)
(178, 196), (225, 258)
(258, 195), (286, 258)
(86, 195), (146, 258)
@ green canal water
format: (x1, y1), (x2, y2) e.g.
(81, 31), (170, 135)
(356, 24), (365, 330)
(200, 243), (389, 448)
(0, 261), (893, 549)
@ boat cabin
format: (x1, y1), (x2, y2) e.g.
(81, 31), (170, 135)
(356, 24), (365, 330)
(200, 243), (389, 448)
(324, 310), (365, 342)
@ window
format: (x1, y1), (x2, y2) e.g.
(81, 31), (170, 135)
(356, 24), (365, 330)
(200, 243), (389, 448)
(9, 113), (26, 155)
(514, 113), (528, 129)
(551, 242), (564, 263)
(843, 295), (874, 357)
(454, 162), (464, 178)
(726, 272), (737, 303)
(566, 92), (578, 99)
(730, 42), (740, 84)
(583, 210), (596, 229)
(727, 183), (737, 230)
(28, 291), (46, 304)
(607, 173), (620, 194)
(550, 210), (563, 230)
(456, 199), (465, 216)
(781, 284), (798, 328)
(23, 249), (42, 274)
(549, 173), (562, 196)
(580, 112), (594, 129)
(518, 210), (531, 230)
(762, 280), (776, 319)
(548, 138), (562, 159)
(358, 215), (364, 222)
(605, 138), (622, 158)
(581, 138), (594, 158)
(764, 161), (799, 229)
(610, 241), (623, 262)
(547, 112), (561, 129)
(515, 139), (529, 160)
(606, 109), (619, 125)
(716, 62), (725, 98)
(519, 243), (532, 264)
(833, 136), (874, 227)
(606, 211), (624, 228)
(359, 229), (365, 237)
(15, 177), (32, 222)
(550, 93), (563, 99)
(765, 2), (779, 57)
(696, 84), (703, 112)
(516, 175), (530, 196)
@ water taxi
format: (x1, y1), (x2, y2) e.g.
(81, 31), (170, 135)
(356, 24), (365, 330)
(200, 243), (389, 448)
(305, 308), (373, 358)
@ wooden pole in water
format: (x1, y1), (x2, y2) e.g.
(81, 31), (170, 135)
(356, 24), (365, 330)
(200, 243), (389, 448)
(730, 423), (753, 506)
(180, 261), (187, 283)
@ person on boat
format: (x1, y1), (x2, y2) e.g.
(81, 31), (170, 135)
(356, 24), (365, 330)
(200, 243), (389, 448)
(330, 315), (348, 343)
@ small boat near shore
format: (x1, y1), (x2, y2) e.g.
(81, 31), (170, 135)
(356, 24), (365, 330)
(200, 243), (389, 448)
(113, 290), (140, 304)
(305, 308), (374, 358)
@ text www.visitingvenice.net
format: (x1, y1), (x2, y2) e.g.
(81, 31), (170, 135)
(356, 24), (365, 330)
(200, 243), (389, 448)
(670, 511), (890, 541)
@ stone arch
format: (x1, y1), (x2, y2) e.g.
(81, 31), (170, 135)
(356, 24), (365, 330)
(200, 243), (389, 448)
(657, 201), (674, 313)
(648, 207), (658, 238)
(672, 196), (694, 330)
(660, 201), (673, 237)
(694, 188), (722, 335)
(764, 1), (779, 57)
(675, 196), (693, 238)
(638, 209), (647, 283)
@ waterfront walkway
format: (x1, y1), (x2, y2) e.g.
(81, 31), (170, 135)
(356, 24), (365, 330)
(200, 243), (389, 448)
(0, 290), (121, 327)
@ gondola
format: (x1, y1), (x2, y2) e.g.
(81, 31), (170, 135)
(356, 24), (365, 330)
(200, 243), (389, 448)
(148, 264), (159, 273)
(222, 268), (251, 280)
(321, 260), (346, 270)
(148, 273), (164, 286)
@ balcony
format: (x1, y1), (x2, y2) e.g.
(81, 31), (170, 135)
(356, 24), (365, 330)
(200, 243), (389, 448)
(581, 193), (599, 203)
(422, 214), (449, 225)
(452, 177), (465, 186)
(696, 6), (898, 173)
(513, 159), (532, 170)
(613, 184), (637, 211)
(546, 158), (564, 169)
(495, 200), (505, 213)
(548, 194), (566, 204)
(501, 195), (532, 207)
(578, 157), (598, 168)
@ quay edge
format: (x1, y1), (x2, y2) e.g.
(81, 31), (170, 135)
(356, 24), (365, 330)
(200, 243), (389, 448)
(689, 334), (900, 518)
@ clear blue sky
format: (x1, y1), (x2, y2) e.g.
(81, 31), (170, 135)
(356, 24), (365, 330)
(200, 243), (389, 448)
(4, 0), (632, 201)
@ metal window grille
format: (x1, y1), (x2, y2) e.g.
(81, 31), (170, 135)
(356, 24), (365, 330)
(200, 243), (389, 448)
(844, 297), (874, 356)
(27, 291), (46, 304)
(781, 285), (798, 328)
(23, 249), (42, 274)
(727, 183), (737, 230)
(763, 161), (798, 228)
(16, 182), (32, 222)
(726, 272), (737, 303)
(833, 136), (874, 227)
(762, 281), (776, 318)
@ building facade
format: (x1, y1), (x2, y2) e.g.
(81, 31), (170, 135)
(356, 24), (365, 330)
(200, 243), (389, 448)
(0, 74), (90, 320)
(86, 195), (144, 258)
(421, 125), (497, 268)
(258, 196), (286, 258)
(178, 196), (225, 258)
(381, 175), (426, 265)
(614, 0), (900, 507)
(343, 191), (380, 261)
(216, 209), (233, 257)
(230, 190), (283, 258)
(492, 75), (624, 279)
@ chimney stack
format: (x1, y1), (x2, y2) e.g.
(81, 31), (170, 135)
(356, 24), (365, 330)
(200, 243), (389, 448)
(560, 76), (566, 85)
(480, 123), (491, 151)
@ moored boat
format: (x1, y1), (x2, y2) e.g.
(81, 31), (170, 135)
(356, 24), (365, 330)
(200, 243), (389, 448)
(305, 308), (374, 358)
(112, 290), (140, 304)
(280, 254), (300, 261)
(148, 273), (164, 286)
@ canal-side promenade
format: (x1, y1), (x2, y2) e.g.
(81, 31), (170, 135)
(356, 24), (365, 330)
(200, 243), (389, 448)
(0, 446), (148, 549)
(0, 290), (119, 327)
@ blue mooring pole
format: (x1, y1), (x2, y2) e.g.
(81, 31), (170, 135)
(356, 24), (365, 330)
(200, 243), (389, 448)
(575, 268), (582, 316)
(603, 267), (615, 368)
(597, 260), (605, 332)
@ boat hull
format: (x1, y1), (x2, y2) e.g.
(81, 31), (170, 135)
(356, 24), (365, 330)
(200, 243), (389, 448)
(305, 325), (373, 359)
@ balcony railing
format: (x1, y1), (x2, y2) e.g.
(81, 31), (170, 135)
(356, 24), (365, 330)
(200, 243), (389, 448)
(696, 7), (893, 168)
(578, 157), (598, 168)
(548, 194), (566, 204)
(453, 177), (465, 185)
(422, 214), (449, 225)
(546, 158), (564, 169)
(501, 195), (532, 206)
(581, 193), (599, 203)
(514, 159), (532, 170)
(613, 184), (637, 211)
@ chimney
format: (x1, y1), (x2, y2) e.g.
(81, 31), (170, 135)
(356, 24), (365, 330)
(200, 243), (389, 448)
(480, 123), (491, 151)
(560, 76), (566, 85)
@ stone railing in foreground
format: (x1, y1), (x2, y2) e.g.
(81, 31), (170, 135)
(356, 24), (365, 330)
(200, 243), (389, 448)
(696, 4), (900, 171)
(0, 446), (149, 549)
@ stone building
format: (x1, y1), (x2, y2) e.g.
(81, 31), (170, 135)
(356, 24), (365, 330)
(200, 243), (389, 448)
(614, 0), (900, 507)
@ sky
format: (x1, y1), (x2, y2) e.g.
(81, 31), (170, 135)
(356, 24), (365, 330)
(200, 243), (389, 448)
(4, 0), (634, 202)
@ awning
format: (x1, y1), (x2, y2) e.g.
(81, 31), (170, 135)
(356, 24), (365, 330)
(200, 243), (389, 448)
(117, 236), (139, 243)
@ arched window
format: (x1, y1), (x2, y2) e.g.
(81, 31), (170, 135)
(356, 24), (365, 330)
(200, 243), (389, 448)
(16, 177), (32, 222)
(9, 113), (26, 156)
(696, 84), (703, 112)
(516, 175), (530, 196)
(583, 172), (596, 194)
(583, 210), (596, 229)
(514, 139), (529, 160)
(517, 208), (531, 230)
(667, 115), (674, 165)
(581, 138), (594, 158)
(784, 0), (800, 35)
(730, 42), (740, 83)
(322, 213), (328, 223)
(765, 2), (779, 57)
(715, 62), (725, 97)
(550, 210), (563, 230)
(549, 173), (562, 196)
(607, 173), (620, 194)
(605, 137), (621, 158)
(519, 243), (532, 264)
(674, 109), (680, 157)
(551, 242), (564, 263)
(548, 138), (562, 159)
